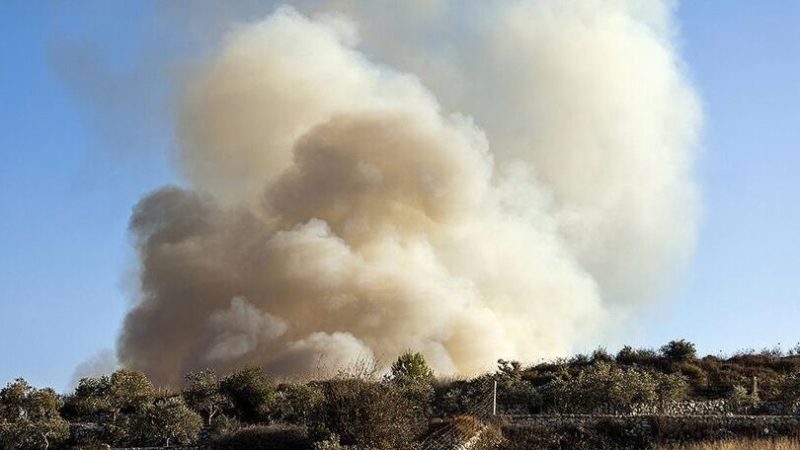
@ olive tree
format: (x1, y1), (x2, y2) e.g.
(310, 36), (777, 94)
(66, 369), (154, 425)
(545, 362), (687, 413)
(108, 369), (154, 420)
(131, 397), (203, 446)
(221, 367), (275, 423)
(184, 369), (231, 425)
(0, 379), (69, 450)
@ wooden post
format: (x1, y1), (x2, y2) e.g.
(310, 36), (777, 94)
(493, 380), (498, 416)
(752, 375), (759, 400)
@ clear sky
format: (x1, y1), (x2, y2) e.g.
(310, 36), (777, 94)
(1, 1), (798, 390)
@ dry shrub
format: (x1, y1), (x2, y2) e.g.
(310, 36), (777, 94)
(450, 415), (483, 439)
(472, 424), (504, 450)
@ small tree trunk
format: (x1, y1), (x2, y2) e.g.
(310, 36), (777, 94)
(208, 407), (217, 426)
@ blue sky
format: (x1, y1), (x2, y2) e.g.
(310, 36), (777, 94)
(0, 1), (798, 390)
(638, 1), (800, 355)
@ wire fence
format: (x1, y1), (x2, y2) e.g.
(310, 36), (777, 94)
(421, 385), (496, 450)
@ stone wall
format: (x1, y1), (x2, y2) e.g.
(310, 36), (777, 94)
(501, 399), (800, 416)
(509, 413), (800, 427)
(593, 399), (732, 416)
(499, 414), (800, 448)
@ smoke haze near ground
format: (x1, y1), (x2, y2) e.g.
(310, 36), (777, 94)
(117, 1), (701, 386)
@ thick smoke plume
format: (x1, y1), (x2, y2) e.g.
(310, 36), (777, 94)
(119, 1), (701, 386)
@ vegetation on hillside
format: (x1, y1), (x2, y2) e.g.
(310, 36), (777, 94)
(4, 342), (800, 449)
(662, 438), (800, 450)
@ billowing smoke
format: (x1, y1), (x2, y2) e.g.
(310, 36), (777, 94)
(118, 1), (701, 386)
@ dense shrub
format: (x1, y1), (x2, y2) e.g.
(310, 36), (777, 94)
(432, 378), (493, 417)
(183, 369), (231, 426)
(220, 367), (275, 423)
(128, 396), (203, 447)
(389, 351), (434, 384)
(272, 382), (325, 425)
(543, 362), (688, 413)
(61, 369), (153, 425)
(211, 424), (312, 450)
(662, 340), (698, 362)
(0, 379), (70, 450)
(316, 379), (424, 450)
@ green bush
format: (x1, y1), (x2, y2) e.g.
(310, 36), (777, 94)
(662, 340), (698, 362)
(543, 362), (688, 413)
(129, 396), (203, 447)
(389, 352), (434, 385)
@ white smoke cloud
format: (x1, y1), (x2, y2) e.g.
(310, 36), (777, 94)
(68, 349), (119, 390)
(206, 297), (289, 361)
(118, 1), (700, 385)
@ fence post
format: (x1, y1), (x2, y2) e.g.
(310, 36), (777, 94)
(752, 375), (759, 400)
(493, 380), (498, 416)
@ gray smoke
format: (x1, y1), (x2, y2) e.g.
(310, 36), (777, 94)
(118, 1), (701, 386)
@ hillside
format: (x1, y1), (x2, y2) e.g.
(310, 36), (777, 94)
(4, 340), (800, 449)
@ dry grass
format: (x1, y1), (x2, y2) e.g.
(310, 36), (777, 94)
(662, 438), (800, 450)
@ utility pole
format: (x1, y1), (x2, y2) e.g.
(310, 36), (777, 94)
(492, 380), (498, 416)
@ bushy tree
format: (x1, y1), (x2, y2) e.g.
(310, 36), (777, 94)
(545, 362), (687, 413)
(496, 359), (522, 379)
(389, 352), (434, 385)
(591, 348), (614, 363)
(615, 346), (637, 365)
(654, 371), (690, 406)
(184, 369), (232, 425)
(387, 352), (437, 420)
(60, 369), (155, 446)
(272, 382), (325, 425)
(0, 379), (69, 450)
(661, 339), (697, 362)
(0, 378), (32, 421)
(728, 384), (758, 412)
(494, 361), (541, 415)
(108, 369), (154, 418)
(65, 369), (154, 425)
(317, 379), (423, 450)
(131, 396), (203, 446)
(221, 367), (275, 423)
(616, 346), (660, 366)
(64, 376), (113, 421)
